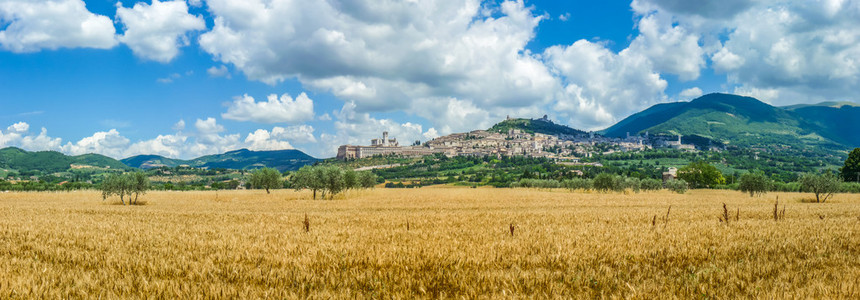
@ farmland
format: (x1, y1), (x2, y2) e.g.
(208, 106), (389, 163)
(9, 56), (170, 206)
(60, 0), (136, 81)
(1, 188), (859, 298)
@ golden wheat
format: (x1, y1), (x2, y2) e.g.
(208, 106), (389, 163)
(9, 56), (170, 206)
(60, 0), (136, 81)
(0, 188), (858, 298)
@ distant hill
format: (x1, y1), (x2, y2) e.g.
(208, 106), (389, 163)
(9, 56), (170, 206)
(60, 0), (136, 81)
(0, 147), (130, 173)
(785, 103), (860, 146)
(489, 117), (587, 136)
(600, 93), (856, 150)
(121, 149), (319, 172)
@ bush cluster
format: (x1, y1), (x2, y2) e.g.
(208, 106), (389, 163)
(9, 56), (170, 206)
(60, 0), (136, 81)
(513, 174), (677, 193)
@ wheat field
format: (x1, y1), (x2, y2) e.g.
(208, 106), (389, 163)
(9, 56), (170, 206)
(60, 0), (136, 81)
(1, 187), (858, 298)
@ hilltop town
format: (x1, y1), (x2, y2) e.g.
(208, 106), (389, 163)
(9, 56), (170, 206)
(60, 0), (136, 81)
(337, 116), (697, 161)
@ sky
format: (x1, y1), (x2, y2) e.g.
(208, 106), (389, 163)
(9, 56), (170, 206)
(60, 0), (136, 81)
(1, 0), (858, 159)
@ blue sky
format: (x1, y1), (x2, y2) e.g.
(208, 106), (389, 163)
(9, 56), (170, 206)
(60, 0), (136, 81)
(1, 0), (858, 159)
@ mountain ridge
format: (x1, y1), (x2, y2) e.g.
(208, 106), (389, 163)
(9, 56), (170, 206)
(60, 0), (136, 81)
(121, 148), (319, 172)
(599, 93), (858, 151)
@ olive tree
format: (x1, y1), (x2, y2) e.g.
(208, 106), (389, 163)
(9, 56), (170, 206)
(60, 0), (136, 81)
(799, 172), (841, 203)
(129, 172), (149, 205)
(738, 172), (772, 197)
(357, 171), (378, 189)
(250, 168), (283, 194)
(101, 172), (149, 205)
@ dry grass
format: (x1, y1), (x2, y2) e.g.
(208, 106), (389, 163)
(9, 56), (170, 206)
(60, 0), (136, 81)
(1, 188), (859, 298)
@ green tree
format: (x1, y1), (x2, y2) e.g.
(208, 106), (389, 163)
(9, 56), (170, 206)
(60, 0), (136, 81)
(344, 169), (358, 189)
(291, 166), (319, 199)
(738, 171), (772, 197)
(841, 148), (860, 182)
(678, 161), (725, 188)
(357, 171), (377, 189)
(101, 173), (130, 205)
(799, 172), (841, 203)
(101, 173), (147, 205)
(593, 173), (617, 192)
(321, 166), (345, 199)
(250, 168), (282, 194)
(129, 172), (149, 205)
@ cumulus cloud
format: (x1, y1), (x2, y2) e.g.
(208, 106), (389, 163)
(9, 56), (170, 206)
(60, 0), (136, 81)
(0, 0), (117, 52)
(635, 0), (860, 106)
(679, 87), (703, 100)
(207, 65), (230, 78)
(313, 102), (437, 156)
(116, 0), (206, 63)
(0, 123), (63, 152)
(627, 12), (705, 81)
(199, 0), (557, 113)
(544, 40), (668, 130)
(632, 0), (756, 19)
(0, 120), (323, 159)
(6, 122), (29, 134)
(61, 129), (131, 158)
(244, 129), (294, 151)
(222, 93), (315, 124)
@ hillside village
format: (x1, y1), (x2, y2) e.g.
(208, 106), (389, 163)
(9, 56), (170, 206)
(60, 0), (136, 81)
(337, 116), (696, 161)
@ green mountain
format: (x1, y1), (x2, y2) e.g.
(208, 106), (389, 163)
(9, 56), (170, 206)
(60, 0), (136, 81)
(600, 93), (856, 150)
(489, 117), (587, 136)
(0, 147), (130, 173)
(784, 102), (860, 146)
(121, 149), (319, 172)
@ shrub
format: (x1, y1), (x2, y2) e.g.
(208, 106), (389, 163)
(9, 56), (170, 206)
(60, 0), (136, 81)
(512, 179), (560, 189)
(772, 181), (801, 192)
(619, 177), (641, 193)
(841, 182), (860, 193)
(639, 179), (663, 191)
(665, 179), (688, 194)
(561, 178), (592, 191)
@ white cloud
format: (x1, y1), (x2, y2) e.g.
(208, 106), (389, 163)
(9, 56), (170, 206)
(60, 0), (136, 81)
(627, 12), (705, 81)
(207, 65), (230, 78)
(222, 93), (315, 124)
(126, 134), (188, 158)
(6, 122), (28, 134)
(711, 47), (745, 72)
(61, 129), (131, 158)
(679, 87), (703, 100)
(733, 86), (780, 104)
(20, 128), (64, 151)
(559, 13), (571, 22)
(172, 119), (186, 131)
(632, 0), (756, 19)
(244, 129), (294, 151)
(0, 123), (63, 152)
(157, 73), (182, 83)
(199, 0), (557, 113)
(544, 40), (668, 130)
(423, 128), (440, 140)
(0, 120), (324, 159)
(312, 102), (435, 156)
(116, 0), (206, 63)
(0, 0), (117, 52)
(635, 0), (860, 106)
(272, 125), (316, 144)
